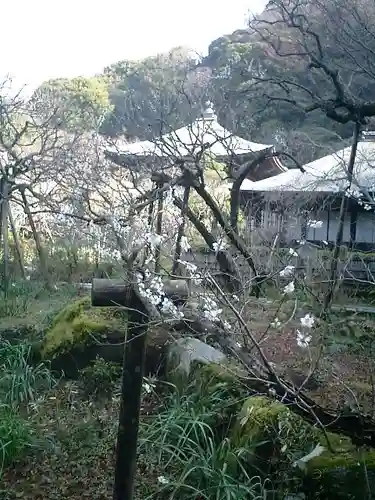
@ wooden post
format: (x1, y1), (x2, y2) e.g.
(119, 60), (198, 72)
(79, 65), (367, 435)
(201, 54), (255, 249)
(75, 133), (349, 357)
(91, 278), (190, 307)
(92, 278), (147, 500)
(91, 277), (190, 500)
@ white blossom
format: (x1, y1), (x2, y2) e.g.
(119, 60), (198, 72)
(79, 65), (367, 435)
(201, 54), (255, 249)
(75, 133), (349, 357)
(308, 220), (323, 229)
(158, 476), (169, 485)
(289, 248), (298, 257)
(271, 318), (281, 328)
(283, 281), (295, 295)
(178, 259), (202, 284)
(160, 297), (184, 319)
(300, 313), (315, 329)
(146, 233), (163, 249)
(222, 320), (232, 330)
(296, 330), (312, 348)
(145, 254), (155, 265)
(212, 240), (227, 252)
(202, 296), (222, 322)
(232, 294), (239, 302)
(177, 259), (197, 273)
(180, 236), (190, 252)
(279, 265), (295, 278)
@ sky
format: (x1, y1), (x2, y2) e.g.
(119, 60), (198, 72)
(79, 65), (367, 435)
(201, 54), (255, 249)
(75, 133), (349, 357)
(2, 0), (267, 93)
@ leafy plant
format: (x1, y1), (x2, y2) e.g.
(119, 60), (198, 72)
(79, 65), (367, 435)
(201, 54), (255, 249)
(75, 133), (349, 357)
(0, 339), (56, 407)
(79, 357), (121, 399)
(0, 404), (33, 472)
(138, 382), (271, 499)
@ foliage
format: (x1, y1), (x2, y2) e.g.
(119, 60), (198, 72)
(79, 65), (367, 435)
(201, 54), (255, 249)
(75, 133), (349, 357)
(79, 357), (121, 399)
(41, 296), (127, 360)
(0, 338), (56, 407)
(100, 46), (210, 138)
(31, 76), (113, 132)
(302, 434), (375, 499)
(0, 405), (33, 471)
(0, 337), (56, 480)
(204, 28), (351, 164)
(138, 373), (271, 499)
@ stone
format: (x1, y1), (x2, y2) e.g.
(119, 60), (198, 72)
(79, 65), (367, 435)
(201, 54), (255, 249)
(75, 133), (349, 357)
(168, 337), (227, 375)
(40, 297), (174, 378)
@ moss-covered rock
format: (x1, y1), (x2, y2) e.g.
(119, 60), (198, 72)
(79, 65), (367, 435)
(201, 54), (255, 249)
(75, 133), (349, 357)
(232, 396), (318, 478)
(230, 395), (375, 499)
(302, 434), (375, 499)
(40, 297), (172, 378)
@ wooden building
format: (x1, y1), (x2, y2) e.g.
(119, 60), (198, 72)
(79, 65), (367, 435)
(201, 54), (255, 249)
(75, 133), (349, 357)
(104, 103), (287, 182)
(240, 133), (375, 250)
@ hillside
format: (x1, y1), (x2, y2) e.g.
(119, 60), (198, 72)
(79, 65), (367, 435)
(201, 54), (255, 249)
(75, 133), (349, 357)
(30, 0), (375, 165)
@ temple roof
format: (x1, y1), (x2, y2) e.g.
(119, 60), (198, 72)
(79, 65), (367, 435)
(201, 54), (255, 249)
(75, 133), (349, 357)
(105, 104), (279, 161)
(240, 140), (375, 193)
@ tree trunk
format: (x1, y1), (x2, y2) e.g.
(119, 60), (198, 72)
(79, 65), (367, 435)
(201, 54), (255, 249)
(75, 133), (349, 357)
(173, 196), (241, 292)
(172, 186), (190, 275)
(8, 204), (26, 280)
(154, 185), (164, 274)
(323, 121), (361, 312)
(1, 179), (9, 297)
(21, 191), (51, 290)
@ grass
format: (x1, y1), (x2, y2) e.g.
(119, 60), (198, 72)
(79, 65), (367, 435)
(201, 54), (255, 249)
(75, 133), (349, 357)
(0, 337), (57, 480)
(1, 277), (374, 499)
(138, 382), (272, 499)
(0, 371), (279, 500)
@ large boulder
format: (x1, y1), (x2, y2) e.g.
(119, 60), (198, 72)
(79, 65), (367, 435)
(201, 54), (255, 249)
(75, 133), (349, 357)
(232, 396), (317, 478)
(302, 436), (375, 499)
(232, 395), (375, 499)
(168, 337), (227, 375)
(40, 296), (172, 378)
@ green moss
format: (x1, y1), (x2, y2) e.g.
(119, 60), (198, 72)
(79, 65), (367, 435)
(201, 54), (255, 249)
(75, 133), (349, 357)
(188, 360), (248, 396)
(231, 396), (319, 482)
(41, 296), (127, 360)
(302, 435), (375, 499)
(233, 396), (317, 446)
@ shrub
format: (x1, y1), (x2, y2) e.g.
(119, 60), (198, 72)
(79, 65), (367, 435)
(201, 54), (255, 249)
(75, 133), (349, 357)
(79, 357), (121, 399)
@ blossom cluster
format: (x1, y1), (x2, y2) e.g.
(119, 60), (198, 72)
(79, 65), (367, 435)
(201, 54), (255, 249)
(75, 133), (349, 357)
(177, 259), (203, 285)
(201, 295), (223, 323)
(136, 271), (184, 320)
(296, 313), (315, 348)
(346, 188), (373, 211)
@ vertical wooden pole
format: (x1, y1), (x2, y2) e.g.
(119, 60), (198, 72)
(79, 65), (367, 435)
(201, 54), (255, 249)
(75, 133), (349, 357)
(112, 288), (149, 500)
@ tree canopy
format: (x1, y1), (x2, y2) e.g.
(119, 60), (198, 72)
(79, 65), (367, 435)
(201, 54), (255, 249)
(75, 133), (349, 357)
(29, 1), (375, 164)
(30, 76), (113, 132)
